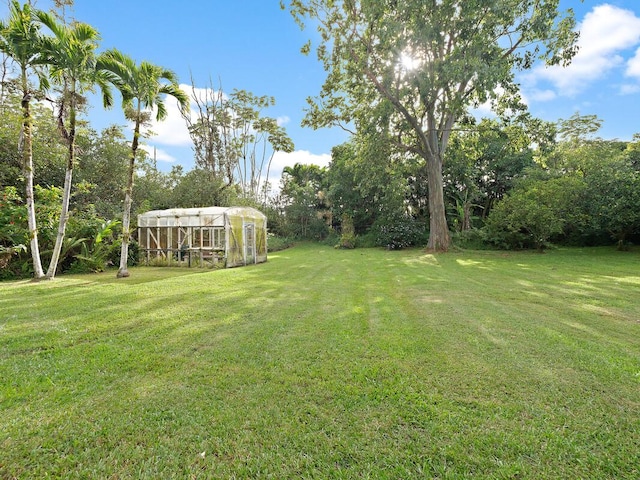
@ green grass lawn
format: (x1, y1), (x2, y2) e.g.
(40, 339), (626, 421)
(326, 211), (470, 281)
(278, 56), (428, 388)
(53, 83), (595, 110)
(1, 244), (639, 479)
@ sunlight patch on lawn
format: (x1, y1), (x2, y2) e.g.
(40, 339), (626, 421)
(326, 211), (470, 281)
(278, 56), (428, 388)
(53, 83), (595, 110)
(415, 295), (444, 304)
(456, 259), (490, 269)
(603, 275), (640, 286)
(131, 378), (167, 400)
(562, 320), (605, 338)
(410, 253), (440, 264)
(477, 325), (509, 348)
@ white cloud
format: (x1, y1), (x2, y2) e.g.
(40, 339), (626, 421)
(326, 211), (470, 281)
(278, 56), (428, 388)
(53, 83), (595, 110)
(625, 46), (640, 79)
(138, 83), (226, 148)
(139, 144), (176, 163)
(620, 83), (640, 95)
(530, 4), (640, 96)
(470, 99), (495, 118)
(528, 89), (557, 102)
(142, 89), (192, 147)
(267, 150), (331, 186)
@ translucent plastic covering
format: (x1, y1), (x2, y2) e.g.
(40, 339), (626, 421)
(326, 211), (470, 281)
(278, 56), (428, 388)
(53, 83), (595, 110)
(137, 206), (267, 268)
(137, 207), (229, 228)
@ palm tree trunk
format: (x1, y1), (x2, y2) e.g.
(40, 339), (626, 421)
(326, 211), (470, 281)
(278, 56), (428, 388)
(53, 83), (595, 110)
(117, 122), (140, 278)
(20, 72), (44, 279)
(24, 143), (45, 279)
(46, 95), (76, 280)
(116, 163), (134, 278)
(46, 164), (72, 279)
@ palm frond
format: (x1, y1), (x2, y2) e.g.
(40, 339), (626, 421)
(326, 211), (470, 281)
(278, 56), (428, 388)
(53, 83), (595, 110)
(98, 51), (188, 122)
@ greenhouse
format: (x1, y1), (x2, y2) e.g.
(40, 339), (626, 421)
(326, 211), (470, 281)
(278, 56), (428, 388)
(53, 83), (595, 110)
(137, 206), (267, 268)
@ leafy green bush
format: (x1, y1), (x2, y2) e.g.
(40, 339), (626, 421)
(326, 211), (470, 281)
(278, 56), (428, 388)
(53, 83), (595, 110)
(0, 185), (134, 278)
(0, 186), (28, 248)
(267, 234), (294, 252)
(0, 186), (58, 279)
(484, 176), (585, 251)
(452, 228), (491, 250)
(372, 215), (427, 249)
(355, 231), (378, 248)
(321, 232), (340, 247)
(68, 219), (123, 273)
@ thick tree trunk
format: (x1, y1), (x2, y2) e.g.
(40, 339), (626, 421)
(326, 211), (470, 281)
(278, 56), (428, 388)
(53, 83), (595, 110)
(21, 89), (44, 279)
(425, 153), (451, 251)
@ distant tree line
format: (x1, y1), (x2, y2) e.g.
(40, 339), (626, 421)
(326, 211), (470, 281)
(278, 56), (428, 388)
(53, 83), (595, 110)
(275, 113), (640, 252)
(273, 0), (639, 252)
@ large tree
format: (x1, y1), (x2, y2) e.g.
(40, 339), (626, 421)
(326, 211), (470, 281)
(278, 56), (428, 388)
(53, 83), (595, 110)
(36, 11), (113, 279)
(0, 0), (49, 279)
(183, 83), (294, 204)
(283, 0), (579, 250)
(97, 49), (189, 278)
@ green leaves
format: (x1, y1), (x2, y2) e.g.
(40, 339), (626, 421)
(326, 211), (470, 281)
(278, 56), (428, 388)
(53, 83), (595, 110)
(282, 0), (579, 251)
(484, 175), (584, 250)
(97, 49), (189, 123)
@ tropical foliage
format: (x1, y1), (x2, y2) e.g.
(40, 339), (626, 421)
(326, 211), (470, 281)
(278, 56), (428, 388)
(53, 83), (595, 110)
(1, 1), (640, 281)
(96, 49), (189, 278)
(0, 0), (49, 278)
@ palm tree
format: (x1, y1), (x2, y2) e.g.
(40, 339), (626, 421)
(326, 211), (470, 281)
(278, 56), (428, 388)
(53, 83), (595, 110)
(35, 11), (113, 279)
(97, 49), (188, 278)
(0, 0), (49, 279)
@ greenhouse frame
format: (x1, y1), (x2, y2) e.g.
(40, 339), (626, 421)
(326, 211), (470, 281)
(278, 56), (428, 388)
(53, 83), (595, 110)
(137, 206), (267, 268)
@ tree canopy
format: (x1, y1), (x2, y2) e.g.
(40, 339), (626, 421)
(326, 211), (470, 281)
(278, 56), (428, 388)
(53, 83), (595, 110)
(282, 0), (579, 250)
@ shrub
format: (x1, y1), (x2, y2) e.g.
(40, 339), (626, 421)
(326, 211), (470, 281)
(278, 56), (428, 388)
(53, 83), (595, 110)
(452, 229), (490, 250)
(372, 215), (427, 250)
(321, 232), (340, 247)
(267, 234), (294, 252)
(338, 213), (356, 249)
(355, 231), (378, 248)
(484, 176), (585, 251)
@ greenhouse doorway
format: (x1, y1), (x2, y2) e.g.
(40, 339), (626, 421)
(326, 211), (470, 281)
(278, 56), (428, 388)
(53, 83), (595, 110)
(244, 223), (255, 264)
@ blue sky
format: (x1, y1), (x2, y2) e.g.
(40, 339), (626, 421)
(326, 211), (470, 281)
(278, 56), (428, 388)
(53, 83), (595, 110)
(5, 1), (640, 186)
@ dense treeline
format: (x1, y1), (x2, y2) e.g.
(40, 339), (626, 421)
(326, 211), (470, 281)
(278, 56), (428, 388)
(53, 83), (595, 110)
(274, 0), (638, 252)
(276, 113), (640, 251)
